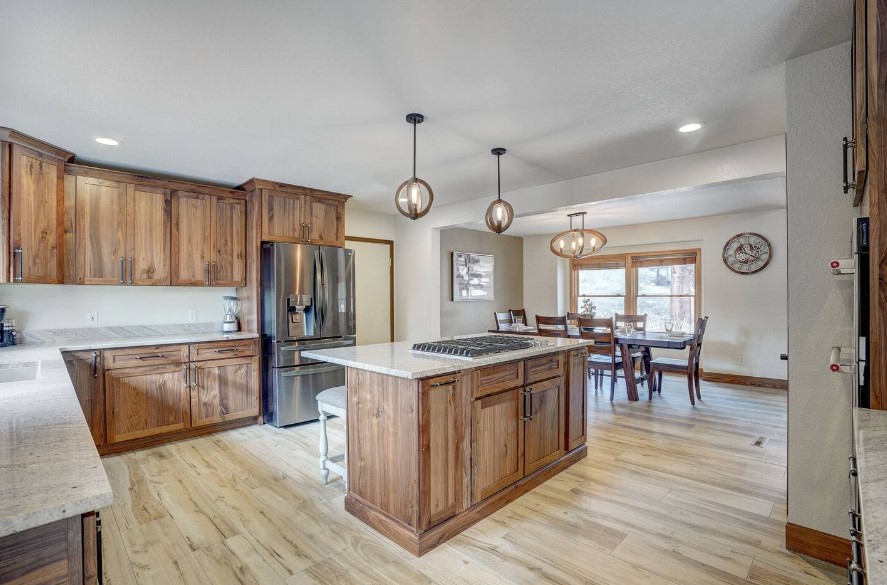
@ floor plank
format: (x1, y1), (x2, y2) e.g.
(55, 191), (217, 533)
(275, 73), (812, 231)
(99, 378), (843, 584)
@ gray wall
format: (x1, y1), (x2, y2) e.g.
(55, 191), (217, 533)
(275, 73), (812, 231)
(786, 42), (855, 538)
(440, 228), (523, 337)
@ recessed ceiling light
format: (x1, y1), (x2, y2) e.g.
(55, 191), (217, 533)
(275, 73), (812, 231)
(677, 122), (705, 133)
(94, 137), (119, 146)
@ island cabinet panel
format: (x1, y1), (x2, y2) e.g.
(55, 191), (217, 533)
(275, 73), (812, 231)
(9, 143), (65, 283)
(471, 387), (525, 503)
(0, 513), (96, 585)
(524, 377), (566, 475)
(73, 176), (126, 284)
(105, 363), (190, 444)
(347, 368), (420, 527)
(472, 360), (524, 398)
(127, 183), (171, 285)
(566, 348), (588, 451)
(418, 373), (471, 531)
(191, 355), (260, 427)
(62, 350), (106, 447)
(525, 353), (564, 384)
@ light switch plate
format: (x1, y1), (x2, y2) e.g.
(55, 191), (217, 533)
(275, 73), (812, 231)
(188, 310), (198, 323)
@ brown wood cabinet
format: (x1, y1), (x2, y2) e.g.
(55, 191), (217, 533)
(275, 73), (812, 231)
(471, 386), (524, 503)
(127, 183), (171, 285)
(171, 190), (246, 286)
(303, 194), (344, 246)
(62, 350), (105, 447)
(565, 348), (588, 451)
(191, 355), (259, 427)
(523, 377), (565, 475)
(1, 131), (73, 284)
(851, 0), (868, 203)
(105, 362), (191, 443)
(0, 512), (98, 585)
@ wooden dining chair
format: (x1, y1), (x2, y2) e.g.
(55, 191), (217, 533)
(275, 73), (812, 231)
(509, 308), (527, 323)
(578, 317), (623, 401)
(615, 313), (648, 385)
(494, 311), (513, 330)
(535, 315), (568, 338)
(649, 316), (709, 405)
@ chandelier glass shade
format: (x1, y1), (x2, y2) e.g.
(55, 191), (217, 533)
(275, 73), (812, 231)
(395, 113), (434, 220)
(484, 147), (514, 234)
(549, 212), (607, 259)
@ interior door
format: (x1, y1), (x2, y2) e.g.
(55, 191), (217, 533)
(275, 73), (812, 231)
(191, 356), (259, 427)
(471, 388), (524, 503)
(303, 195), (341, 246)
(127, 184), (170, 285)
(524, 377), (565, 474)
(348, 239), (393, 344)
(105, 363), (190, 443)
(171, 190), (212, 285)
(212, 196), (246, 286)
(74, 176), (126, 285)
(10, 144), (64, 283)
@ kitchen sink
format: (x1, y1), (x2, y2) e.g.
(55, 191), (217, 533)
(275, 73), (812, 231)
(0, 362), (41, 383)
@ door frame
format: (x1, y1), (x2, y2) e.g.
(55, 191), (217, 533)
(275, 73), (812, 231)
(345, 236), (395, 342)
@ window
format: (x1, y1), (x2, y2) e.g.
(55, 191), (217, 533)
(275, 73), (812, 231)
(571, 249), (701, 332)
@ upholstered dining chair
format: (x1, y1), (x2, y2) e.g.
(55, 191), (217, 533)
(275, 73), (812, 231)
(578, 317), (623, 401)
(535, 315), (568, 338)
(649, 316), (709, 405)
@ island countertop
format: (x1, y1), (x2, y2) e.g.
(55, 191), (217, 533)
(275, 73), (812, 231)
(854, 407), (887, 583)
(303, 334), (594, 379)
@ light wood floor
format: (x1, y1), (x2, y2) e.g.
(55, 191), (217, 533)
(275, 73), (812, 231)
(100, 377), (843, 585)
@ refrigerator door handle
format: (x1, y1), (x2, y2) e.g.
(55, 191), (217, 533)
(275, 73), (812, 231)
(315, 249), (325, 331)
(280, 364), (343, 377)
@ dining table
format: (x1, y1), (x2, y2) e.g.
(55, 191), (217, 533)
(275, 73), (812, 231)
(487, 327), (695, 401)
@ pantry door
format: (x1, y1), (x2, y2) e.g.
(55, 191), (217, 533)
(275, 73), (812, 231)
(346, 237), (393, 345)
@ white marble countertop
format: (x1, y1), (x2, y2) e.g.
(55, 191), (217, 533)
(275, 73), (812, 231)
(854, 407), (887, 582)
(0, 330), (258, 538)
(304, 334), (594, 379)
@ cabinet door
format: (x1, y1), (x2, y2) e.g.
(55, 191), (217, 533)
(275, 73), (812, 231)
(565, 349), (588, 452)
(62, 350), (105, 446)
(191, 356), (259, 427)
(105, 363), (190, 443)
(303, 195), (342, 247)
(261, 189), (303, 242)
(524, 377), (565, 475)
(74, 176), (127, 285)
(471, 387), (524, 503)
(9, 144), (64, 283)
(212, 196), (246, 286)
(171, 190), (212, 285)
(419, 374), (469, 530)
(127, 184), (170, 285)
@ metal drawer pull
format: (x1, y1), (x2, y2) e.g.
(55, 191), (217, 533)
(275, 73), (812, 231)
(215, 348), (239, 353)
(134, 354), (165, 360)
(430, 378), (457, 387)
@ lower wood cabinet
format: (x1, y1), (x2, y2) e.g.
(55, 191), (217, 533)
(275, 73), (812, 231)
(524, 377), (565, 475)
(0, 512), (99, 585)
(471, 387), (525, 503)
(105, 363), (191, 443)
(566, 348), (588, 451)
(63, 350), (105, 447)
(191, 356), (259, 427)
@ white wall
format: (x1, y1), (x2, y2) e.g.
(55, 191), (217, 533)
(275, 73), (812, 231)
(786, 43), (855, 539)
(345, 208), (396, 241)
(395, 137), (787, 342)
(524, 209), (788, 380)
(0, 284), (235, 330)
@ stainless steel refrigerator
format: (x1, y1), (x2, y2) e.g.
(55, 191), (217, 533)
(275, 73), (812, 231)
(261, 243), (355, 426)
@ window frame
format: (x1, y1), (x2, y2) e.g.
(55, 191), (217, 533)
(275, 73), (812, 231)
(570, 248), (702, 329)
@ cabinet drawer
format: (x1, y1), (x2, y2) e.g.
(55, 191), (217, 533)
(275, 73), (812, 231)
(525, 353), (564, 383)
(473, 361), (524, 398)
(103, 344), (189, 369)
(190, 339), (258, 361)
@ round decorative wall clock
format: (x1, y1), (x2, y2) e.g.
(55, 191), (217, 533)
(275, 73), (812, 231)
(722, 232), (772, 275)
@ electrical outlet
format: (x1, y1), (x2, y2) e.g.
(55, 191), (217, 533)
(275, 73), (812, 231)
(739, 355), (746, 366)
(188, 309), (198, 323)
(87, 312), (98, 326)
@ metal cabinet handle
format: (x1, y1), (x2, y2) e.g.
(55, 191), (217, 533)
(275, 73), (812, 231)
(134, 354), (165, 360)
(521, 389), (533, 421)
(119, 257), (125, 284)
(13, 247), (22, 282)
(204, 261), (210, 285)
(307, 223), (311, 242)
(212, 261), (217, 285)
(92, 352), (99, 379)
(128, 257), (134, 285)
(843, 137), (857, 194)
(215, 347), (238, 353)
(192, 364), (199, 388)
(184, 364), (190, 388)
(430, 378), (457, 387)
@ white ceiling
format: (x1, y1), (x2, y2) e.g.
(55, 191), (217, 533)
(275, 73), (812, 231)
(457, 175), (787, 237)
(0, 1), (848, 213)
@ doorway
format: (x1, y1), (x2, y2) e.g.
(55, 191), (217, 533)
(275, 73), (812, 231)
(345, 236), (394, 344)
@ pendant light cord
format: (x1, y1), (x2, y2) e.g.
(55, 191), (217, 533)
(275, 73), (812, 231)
(497, 154), (501, 201)
(412, 121), (417, 180)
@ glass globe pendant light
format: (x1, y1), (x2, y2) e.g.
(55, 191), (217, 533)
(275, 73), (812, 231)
(485, 147), (514, 234)
(395, 113), (434, 220)
(549, 212), (607, 259)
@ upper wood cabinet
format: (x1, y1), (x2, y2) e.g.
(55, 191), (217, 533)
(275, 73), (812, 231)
(241, 179), (351, 247)
(171, 190), (246, 287)
(0, 130), (73, 284)
(70, 176), (171, 285)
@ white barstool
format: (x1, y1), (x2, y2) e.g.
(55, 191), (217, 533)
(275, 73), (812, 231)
(317, 386), (347, 485)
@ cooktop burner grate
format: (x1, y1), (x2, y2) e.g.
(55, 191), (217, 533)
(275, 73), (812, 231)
(411, 335), (549, 359)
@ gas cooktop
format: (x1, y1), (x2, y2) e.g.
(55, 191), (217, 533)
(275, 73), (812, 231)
(411, 335), (549, 359)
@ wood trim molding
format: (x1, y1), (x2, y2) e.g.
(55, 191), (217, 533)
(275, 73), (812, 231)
(785, 522), (850, 567)
(702, 371), (788, 390)
(0, 126), (73, 161)
(97, 415), (259, 455)
(346, 235), (395, 342)
(65, 163), (245, 199)
(237, 177), (352, 201)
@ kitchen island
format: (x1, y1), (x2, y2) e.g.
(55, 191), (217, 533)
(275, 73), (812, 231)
(304, 335), (592, 555)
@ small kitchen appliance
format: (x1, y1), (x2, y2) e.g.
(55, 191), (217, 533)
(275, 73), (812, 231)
(222, 295), (241, 333)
